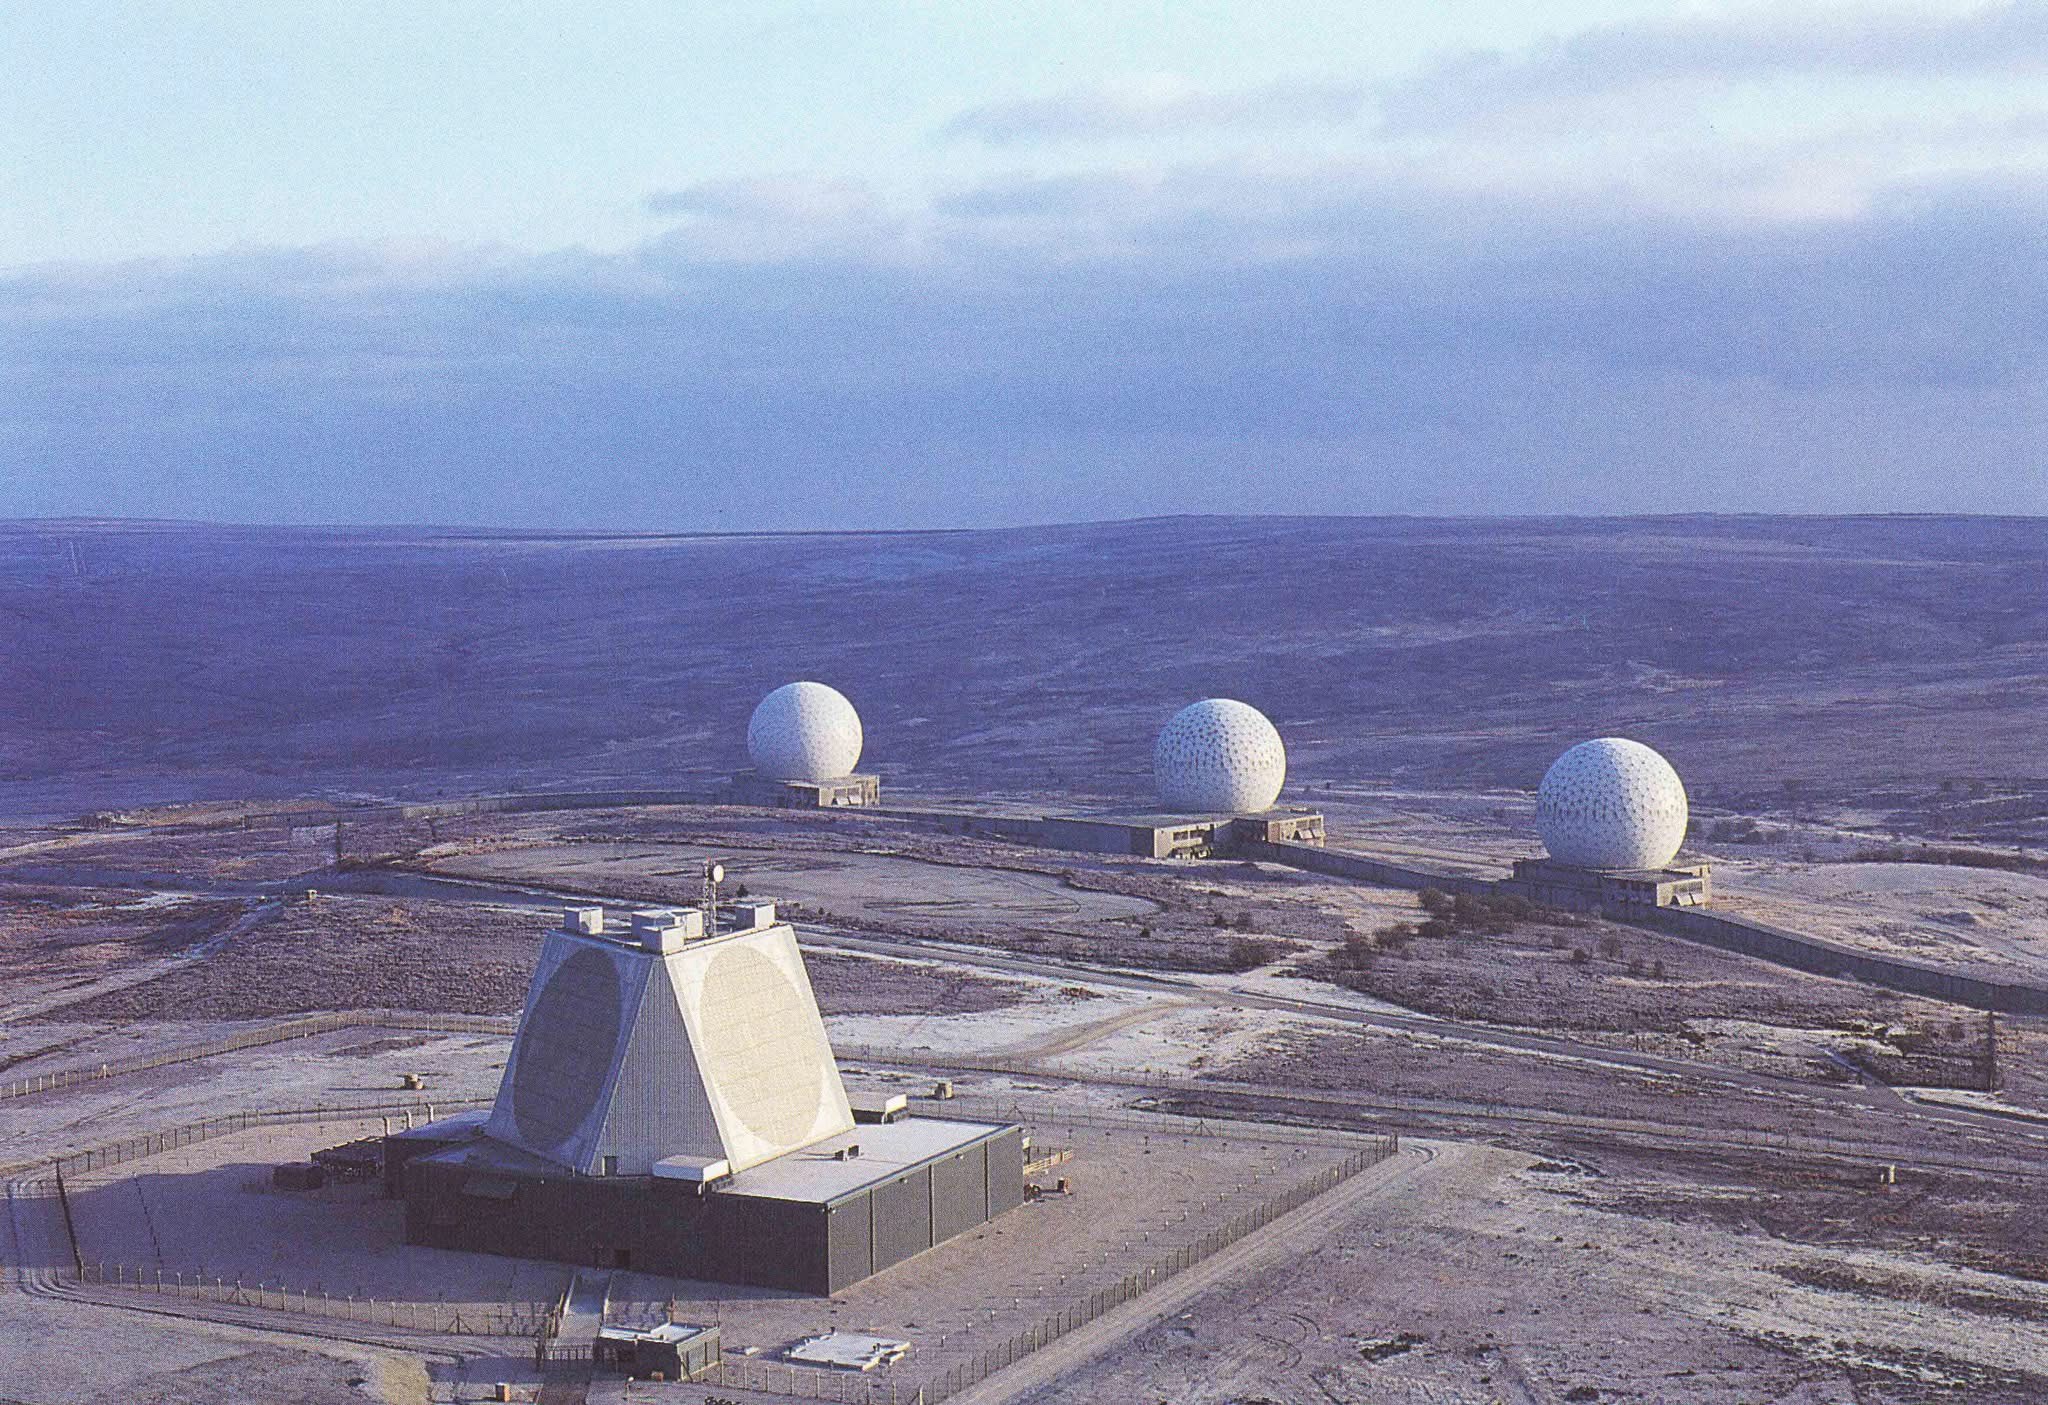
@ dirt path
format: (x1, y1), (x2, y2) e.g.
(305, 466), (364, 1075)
(993, 1000), (1195, 1060)
(0, 827), (162, 864)
(946, 1141), (1463, 1405)
(3, 901), (281, 1024)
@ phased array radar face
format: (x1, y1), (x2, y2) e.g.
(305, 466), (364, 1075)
(1537, 737), (1689, 871)
(747, 681), (863, 782)
(1154, 698), (1287, 814)
(509, 947), (625, 1152)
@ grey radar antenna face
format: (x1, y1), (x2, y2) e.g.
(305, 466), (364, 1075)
(1536, 737), (1689, 870)
(1154, 698), (1287, 813)
(747, 681), (863, 781)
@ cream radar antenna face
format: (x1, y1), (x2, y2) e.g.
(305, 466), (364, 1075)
(1536, 736), (1689, 871)
(1154, 698), (1287, 813)
(747, 681), (863, 782)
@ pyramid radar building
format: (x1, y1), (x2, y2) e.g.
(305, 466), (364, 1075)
(484, 903), (854, 1177)
(387, 900), (1023, 1293)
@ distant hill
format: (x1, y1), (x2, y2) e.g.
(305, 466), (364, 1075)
(1, 515), (2043, 822)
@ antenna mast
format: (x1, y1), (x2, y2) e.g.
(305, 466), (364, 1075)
(701, 859), (725, 938)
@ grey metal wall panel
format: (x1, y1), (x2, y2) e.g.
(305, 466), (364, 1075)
(402, 1127), (1032, 1293)
(826, 1197), (873, 1293)
(870, 1169), (933, 1272)
(731, 1196), (830, 1291)
(986, 1127), (1026, 1217)
(929, 1146), (986, 1244)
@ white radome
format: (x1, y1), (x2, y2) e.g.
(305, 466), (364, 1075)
(1155, 699), (1287, 813)
(1536, 737), (1688, 870)
(747, 682), (863, 782)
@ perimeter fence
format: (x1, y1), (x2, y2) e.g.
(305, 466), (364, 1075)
(42, 1096), (490, 1182)
(34, 1089), (1398, 1388)
(17, 1094), (490, 1277)
(48, 1095), (525, 1335)
(1, 1011), (511, 1102)
(74, 1261), (552, 1336)
(712, 1355), (920, 1401)
(908, 1137), (1394, 1403)
(666, 1135), (1399, 1404)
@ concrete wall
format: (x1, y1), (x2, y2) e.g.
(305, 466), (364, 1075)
(1236, 839), (1493, 896)
(1245, 839), (2048, 1017)
(826, 1200), (873, 1291)
(931, 1142), (990, 1243)
(1647, 905), (2048, 1016)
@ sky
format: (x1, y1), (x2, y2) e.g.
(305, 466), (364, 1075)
(3, 1), (2045, 528)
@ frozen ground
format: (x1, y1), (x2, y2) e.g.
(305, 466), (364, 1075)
(3, 777), (2046, 1398)
(65, 1118), (564, 1307)
(7, 516), (2045, 820)
(1723, 859), (2048, 980)
(1003, 1143), (2048, 1405)
(26, 1072), (1372, 1402)
(429, 840), (1160, 929)
(3, 960), (2045, 1404)
(0, 1028), (506, 1173)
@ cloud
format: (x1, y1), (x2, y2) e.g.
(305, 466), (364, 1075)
(1381, 1), (2048, 134)
(640, 177), (915, 264)
(942, 73), (1365, 146)
(3, 159), (2045, 529)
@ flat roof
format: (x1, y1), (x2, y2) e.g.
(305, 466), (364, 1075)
(726, 1116), (1011, 1207)
(786, 1331), (911, 1369)
(598, 1322), (716, 1344)
(409, 1114), (1015, 1204)
(548, 908), (790, 955)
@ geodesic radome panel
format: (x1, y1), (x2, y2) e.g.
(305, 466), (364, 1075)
(747, 681), (863, 781)
(1536, 737), (1688, 871)
(1154, 698), (1287, 813)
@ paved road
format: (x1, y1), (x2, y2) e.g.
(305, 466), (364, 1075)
(808, 927), (2048, 1160)
(8, 858), (2044, 1169)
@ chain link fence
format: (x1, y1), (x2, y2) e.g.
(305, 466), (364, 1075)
(51, 1095), (534, 1337)
(907, 1138), (1394, 1403)
(2, 1011), (512, 1103)
(25, 1024), (1399, 1395)
(75, 1261), (552, 1336)
(712, 1355), (919, 1401)
(674, 1135), (1398, 1404)
(43, 1096), (490, 1182)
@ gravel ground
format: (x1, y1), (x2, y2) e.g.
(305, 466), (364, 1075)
(21, 893), (1032, 1025)
(1012, 1142), (2048, 1405)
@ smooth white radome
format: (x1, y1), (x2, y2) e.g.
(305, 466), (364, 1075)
(747, 682), (863, 782)
(1536, 737), (1688, 870)
(1154, 699), (1287, 813)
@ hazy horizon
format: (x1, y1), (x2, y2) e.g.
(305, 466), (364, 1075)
(5, 5), (2047, 528)
(6, 507), (2047, 538)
